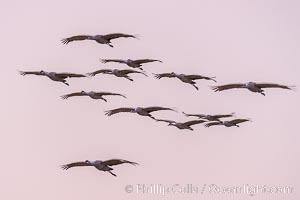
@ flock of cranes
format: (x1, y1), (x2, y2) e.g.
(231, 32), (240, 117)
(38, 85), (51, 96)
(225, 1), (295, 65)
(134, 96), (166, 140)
(19, 32), (295, 176)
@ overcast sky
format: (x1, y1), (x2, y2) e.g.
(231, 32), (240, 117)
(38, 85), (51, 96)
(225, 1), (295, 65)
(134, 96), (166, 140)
(1, 0), (299, 199)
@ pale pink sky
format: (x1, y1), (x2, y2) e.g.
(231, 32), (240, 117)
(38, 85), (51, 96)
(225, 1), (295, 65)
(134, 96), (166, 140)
(1, 0), (299, 199)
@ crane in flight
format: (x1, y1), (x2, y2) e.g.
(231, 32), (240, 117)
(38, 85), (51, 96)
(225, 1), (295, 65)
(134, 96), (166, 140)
(61, 91), (126, 102)
(61, 159), (138, 177)
(18, 70), (86, 86)
(100, 59), (162, 70)
(86, 69), (147, 81)
(61, 33), (138, 47)
(212, 82), (295, 96)
(154, 72), (216, 90)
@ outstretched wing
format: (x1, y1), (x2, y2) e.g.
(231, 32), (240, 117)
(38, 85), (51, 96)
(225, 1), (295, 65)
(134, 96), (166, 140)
(183, 112), (206, 118)
(102, 33), (138, 41)
(104, 107), (135, 116)
(119, 69), (147, 76)
(143, 106), (175, 113)
(153, 73), (175, 79)
(102, 159), (139, 166)
(96, 92), (126, 98)
(204, 122), (222, 127)
(133, 59), (162, 65)
(56, 73), (86, 79)
(61, 161), (90, 170)
(186, 75), (216, 82)
(182, 120), (206, 127)
(18, 70), (43, 76)
(212, 113), (235, 119)
(100, 59), (127, 64)
(229, 119), (250, 125)
(61, 35), (90, 44)
(212, 84), (245, 92)
(61, 92), (85, 99)
(256, 83), (294, 90)
(86, 69), (113, 77)
(155, 119), (176, 123)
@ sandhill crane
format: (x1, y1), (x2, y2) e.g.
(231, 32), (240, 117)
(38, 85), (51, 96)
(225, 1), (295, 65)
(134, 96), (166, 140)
(183, 112), (235, 121)
(105, 106), (176, 119)
(205, 119), (251, 128)
(100, 59), (162, 70)
(61, 33), (138, 47)
(155, 119), (206, 131)
(154, 72), (216, 90)
(18, 70), (86, 86)
(212, 82), (295, 96)
(86, 69), (147, 81)
(61, 91), (126, 102)
(61, 159), (138, 177)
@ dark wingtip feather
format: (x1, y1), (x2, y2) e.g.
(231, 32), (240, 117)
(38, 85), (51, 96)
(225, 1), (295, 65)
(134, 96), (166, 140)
(182, 112), (189, 117)
(18, 70), (25, 76)
(288, 85), (297, 91)
(131, 162), (139, 166)
(60, 95), (68, 100)
(210, 77), (217, 82)
(61, 165), (69, 170)
(104, 111), (112, 116)
(85, 73), (94, 77)
(133, 34), (140, 40)
(152, 73), (160, 79)
(204, 123), (211, 128)
(61, 38), (69, 44)
(99, 59), (107, 63)
(211, 86), (219, 92)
